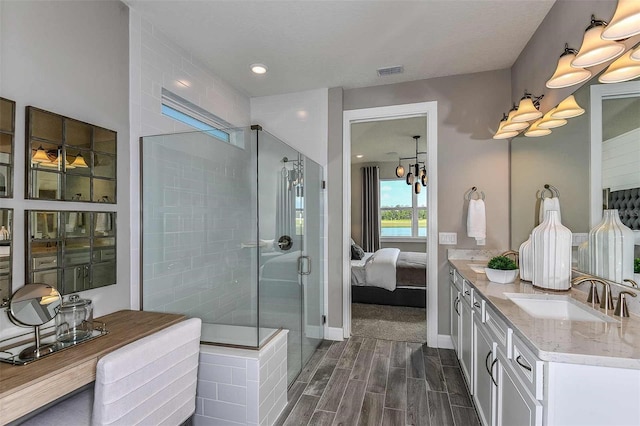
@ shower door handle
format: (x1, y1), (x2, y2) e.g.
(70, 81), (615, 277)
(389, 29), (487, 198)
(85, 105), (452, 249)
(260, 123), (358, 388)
(298, 256), (311, 276)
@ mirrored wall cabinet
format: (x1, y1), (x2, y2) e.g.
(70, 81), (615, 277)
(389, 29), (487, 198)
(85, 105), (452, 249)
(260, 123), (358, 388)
(26, 210), (116, 295)
(26, 107), (116, 203)
(0, 97), (16, 198)
(0, 209), (13, 304)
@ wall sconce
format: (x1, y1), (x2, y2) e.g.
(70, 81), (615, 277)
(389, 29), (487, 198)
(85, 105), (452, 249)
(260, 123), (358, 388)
(546, 44), (592, 89)
(632, 44), (640, 60)
(502, 105), (530, 132)
(572, 15), (625, 68)
(537, 108), (568, 129)
(550, 95), (585, 119)
(599, 49), (640, 83)
(493, 114), (520, 139)
(511, 92), (544, 122)
(70, 153), (89, 168)
(601, 0), (640, 40)
(524, 119), (552, 138)
(31, 146), (50, 163)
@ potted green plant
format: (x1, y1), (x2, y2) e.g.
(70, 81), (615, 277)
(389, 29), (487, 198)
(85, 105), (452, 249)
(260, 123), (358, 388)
(634, 258), (640, 283)
(486, 255), (519, 284)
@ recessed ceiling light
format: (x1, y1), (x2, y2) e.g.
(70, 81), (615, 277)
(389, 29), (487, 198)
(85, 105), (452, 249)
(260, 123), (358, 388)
(251, 63), (268, 74)
(355, 154), (364, 158)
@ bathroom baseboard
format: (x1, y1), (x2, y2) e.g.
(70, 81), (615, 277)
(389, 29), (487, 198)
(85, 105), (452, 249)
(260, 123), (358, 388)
(437, 334), (454, 349)
(323, 327), (344, 341)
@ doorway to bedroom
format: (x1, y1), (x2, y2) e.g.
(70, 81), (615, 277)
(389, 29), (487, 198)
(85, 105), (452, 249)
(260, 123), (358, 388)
(342, 102), (438, 346)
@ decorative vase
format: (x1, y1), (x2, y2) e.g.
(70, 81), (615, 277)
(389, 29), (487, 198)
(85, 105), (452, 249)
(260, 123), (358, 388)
(518, 235), (533, 282)
(589, 209), (634, 283)
(531, 210), (572, 290)
(485, 268), (519, 284)
(577, 240), (590, 273)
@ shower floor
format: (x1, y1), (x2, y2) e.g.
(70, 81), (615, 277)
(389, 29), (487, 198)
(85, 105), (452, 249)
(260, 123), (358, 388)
(201, 323), (279, 348)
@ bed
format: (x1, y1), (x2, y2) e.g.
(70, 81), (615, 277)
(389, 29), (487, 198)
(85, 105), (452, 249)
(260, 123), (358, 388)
(351, 248), (427, 308)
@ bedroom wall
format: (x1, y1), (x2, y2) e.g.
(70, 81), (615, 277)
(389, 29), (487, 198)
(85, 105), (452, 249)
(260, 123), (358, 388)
(333, 68), (512, 336)
(351, 161), (427, 253)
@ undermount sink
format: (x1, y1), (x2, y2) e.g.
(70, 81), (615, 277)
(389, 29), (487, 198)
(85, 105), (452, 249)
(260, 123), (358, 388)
(504, 293), (618, 323)
(467, 264), (486, 274)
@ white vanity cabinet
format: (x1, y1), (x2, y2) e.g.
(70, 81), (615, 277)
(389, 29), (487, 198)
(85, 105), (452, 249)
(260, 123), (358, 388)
(472, 315), (496, 426)
(450, 268), (460, 354)
(495, 348), (542, 426)
(459, 281), (474, 388)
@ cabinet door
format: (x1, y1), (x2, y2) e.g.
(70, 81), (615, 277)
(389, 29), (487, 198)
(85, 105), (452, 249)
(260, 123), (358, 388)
(495, 350), (542, 426)
(473, 319), (495, 426)
(450, 284), (460, 354)
(460, 298), (473, 390)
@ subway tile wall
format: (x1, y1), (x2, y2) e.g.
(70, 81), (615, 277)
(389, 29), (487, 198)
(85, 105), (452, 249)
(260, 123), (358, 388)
(195, 330), (288, 426)
(129, 7), (251, 310)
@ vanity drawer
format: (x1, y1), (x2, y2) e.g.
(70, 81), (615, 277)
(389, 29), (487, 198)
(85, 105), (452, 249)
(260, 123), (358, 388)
(511, 333), (544, 400)
(485, 305), (510, 352)
(33, 255), (58, 270)
(451, 268), (462, 292)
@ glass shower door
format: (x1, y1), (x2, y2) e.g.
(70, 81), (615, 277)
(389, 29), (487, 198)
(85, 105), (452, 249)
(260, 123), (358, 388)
(300, 157), (324, 367)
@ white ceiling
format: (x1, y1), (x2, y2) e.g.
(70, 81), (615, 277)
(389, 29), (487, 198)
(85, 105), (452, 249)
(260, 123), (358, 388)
(351, 117), (427, 164)
(127, 0), (555, 97)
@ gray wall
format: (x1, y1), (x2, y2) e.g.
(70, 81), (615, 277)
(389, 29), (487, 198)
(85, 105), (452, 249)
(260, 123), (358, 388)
(0, 0), (130, 339)
(328, 69), (512, 334)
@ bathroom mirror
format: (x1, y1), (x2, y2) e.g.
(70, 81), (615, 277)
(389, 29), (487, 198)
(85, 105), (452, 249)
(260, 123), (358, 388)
(26, 106), (117, 203)
(511, 73), (640, 284)
(0, 209), (13, 304)
(26, 210), (117, 294)
(0, 97), (15, 198)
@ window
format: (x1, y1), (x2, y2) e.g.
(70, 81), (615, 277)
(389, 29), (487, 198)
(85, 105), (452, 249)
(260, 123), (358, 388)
(379, 179), (426, 238)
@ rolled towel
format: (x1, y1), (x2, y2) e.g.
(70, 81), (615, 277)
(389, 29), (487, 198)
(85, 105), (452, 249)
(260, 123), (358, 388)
(467, 199), (486, 244)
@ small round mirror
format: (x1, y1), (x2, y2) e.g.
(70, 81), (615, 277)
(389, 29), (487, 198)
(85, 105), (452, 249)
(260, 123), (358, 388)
(9, 283), (61, 327)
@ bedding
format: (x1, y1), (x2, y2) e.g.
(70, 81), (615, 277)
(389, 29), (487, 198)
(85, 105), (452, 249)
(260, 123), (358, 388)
(351, 249), (427, 291)
(364, 248), (400, 291)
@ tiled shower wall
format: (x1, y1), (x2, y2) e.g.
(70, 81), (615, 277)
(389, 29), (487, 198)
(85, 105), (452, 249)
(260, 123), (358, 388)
(141, 131), (257, 325)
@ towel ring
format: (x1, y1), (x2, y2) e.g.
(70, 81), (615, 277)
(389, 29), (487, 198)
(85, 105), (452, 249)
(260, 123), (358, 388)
(538, 184), (560, 200)
(465, 187), (485, 201)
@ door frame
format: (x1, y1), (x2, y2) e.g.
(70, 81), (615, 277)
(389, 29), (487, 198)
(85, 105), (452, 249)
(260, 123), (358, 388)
(342, 101), (438, 346)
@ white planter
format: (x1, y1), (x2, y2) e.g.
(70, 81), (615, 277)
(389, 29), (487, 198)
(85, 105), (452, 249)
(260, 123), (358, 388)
(519, 235), (533, 282)
(532, 210), (572, 291)
(485, 268), (519, 284)
(589, 209), (634, 283)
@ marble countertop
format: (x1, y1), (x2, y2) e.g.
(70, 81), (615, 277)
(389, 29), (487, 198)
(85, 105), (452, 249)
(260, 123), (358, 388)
(449, 259), (640, 370)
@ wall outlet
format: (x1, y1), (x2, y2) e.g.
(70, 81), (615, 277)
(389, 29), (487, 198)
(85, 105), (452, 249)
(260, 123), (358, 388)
(439, 232), (457, 245)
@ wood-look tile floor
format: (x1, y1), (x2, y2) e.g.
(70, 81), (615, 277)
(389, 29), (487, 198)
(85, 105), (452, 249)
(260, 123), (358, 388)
(275, 338), (480, 426)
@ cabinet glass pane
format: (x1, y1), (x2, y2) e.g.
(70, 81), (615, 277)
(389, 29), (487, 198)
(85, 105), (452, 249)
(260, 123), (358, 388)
(92, 262), (116, 288)
(0, 165), (10, 197)
(30, 140), (58, 168)
(32, 170), (61, 200)
(63, 266), (89, 293)
(65, 149), (91, 176)
(94, 128), (116, 154)
(94, 237), (115, 247)
(64, 239), (91, 266)
(94, 213), (115, 237)
(0, 133), (11, 158)
(93, 179), (115, 203)
(31, 212), (60, 239)
(31, 109), (62, 142)
(65, 175), (90, 201)
(93, 247), (115, 263)
(33, 269), (60, 288)
(0, 99), (14, 132)
(66, 119), (91, 149)
(94, 153), (116, 178)
(0, 275), (9, 303)
(63, 212), (90, 236)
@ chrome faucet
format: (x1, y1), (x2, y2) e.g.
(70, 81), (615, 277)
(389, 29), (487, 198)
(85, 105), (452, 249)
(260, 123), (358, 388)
(571, 276), (601, 306)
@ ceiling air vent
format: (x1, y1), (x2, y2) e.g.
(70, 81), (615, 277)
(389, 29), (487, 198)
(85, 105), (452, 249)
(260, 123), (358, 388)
(377, 65), (404, 77)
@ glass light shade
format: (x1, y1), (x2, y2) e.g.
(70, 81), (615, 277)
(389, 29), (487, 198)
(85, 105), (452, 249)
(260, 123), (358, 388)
(70, 154), (88, 168)
(601, 0), (640, 40)
(414, 182), (421, 194)
(546, 53), (592, 89)
(537, 108), (568, 129)
(395, 164), (405, 178)
(599, 50), (640, 83)
(571, 25), (625, 68)
(551, 95), (585, 119)
(512, 97), (542, 122)
(32, 147), (50, 163)
(632, 45), (640, 61)
(493, 119), (519, 139)
(502, 109), (530, 131)
(524, 119), (552, 137)
(406, 172), (414, 185)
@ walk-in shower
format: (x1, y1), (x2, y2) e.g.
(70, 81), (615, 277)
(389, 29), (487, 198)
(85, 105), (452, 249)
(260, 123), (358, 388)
(141, 126), (324, 384)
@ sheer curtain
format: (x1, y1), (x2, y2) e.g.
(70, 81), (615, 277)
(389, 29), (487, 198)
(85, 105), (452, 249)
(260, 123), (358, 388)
(361, 166), (380, 252)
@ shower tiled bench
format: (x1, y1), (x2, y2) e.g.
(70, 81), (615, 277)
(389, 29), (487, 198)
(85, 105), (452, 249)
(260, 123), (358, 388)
(195, 329), (288, 426)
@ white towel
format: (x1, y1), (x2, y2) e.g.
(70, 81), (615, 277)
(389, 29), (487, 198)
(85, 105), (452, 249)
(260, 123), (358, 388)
(467, 199), (486, 245)
(539, 197), (562, 224)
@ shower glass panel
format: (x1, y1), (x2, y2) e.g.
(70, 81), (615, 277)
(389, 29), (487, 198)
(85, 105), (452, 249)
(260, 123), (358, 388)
(141, 126), (324, 385)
